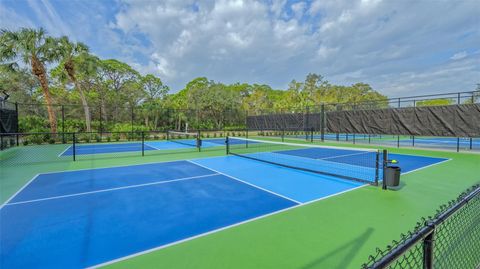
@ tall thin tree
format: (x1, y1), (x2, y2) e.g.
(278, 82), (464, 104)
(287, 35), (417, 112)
(0, 28), (58, 133)
(52, 36), (92, 131)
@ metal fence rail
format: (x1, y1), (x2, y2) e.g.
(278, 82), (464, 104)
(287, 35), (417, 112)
(362, 184), (480, 269)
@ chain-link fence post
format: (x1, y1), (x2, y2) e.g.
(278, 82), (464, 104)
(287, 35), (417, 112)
(423, 231), (435, 269)
(72, 132), (76, 162)
(62, 105), (65, 144)
(141, 131), (145, 157)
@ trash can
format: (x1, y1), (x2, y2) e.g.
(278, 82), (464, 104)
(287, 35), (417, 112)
(385, 166), (401, 187)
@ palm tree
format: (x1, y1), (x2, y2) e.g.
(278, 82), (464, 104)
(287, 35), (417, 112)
(52, 36), (92, 131)
(0, 28), (58, 133)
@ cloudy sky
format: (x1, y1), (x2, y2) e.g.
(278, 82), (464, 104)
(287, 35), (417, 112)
(1, 0), (479, 96)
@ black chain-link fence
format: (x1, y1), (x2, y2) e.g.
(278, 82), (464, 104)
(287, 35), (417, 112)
(4, 91), (480, 152)
(362, 184), (480, 269)
(9, 101), (247, 134)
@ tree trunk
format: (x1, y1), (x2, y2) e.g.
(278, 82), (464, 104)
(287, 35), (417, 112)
(31, 56), (57, 134)
(64, 61), (91, 132)
(77, 85), (92, 132)
(154, 114), (158, 129)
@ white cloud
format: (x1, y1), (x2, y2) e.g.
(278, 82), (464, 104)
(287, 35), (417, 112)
(1, 0), (479, 96)
(291, 2), (306, 19)
(450, 51), (468, 60)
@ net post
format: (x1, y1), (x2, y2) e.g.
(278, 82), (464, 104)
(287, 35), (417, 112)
(310, 127), (313, 142)
(397, 135), (400, 148)
(197, 130), (201, 152)
(336, 133), (339, 141)
(226, 136), (230, 155)
(456, 137), (460, 152)
(353, 133), (356, 144)
(246, 128), (249, 148)
(368, 134), (371, 144)
(0, 134), (3, 150)
(412, 136), (415, 147)
(382, 149), (388, 190)
(423, 230), (435, 269)
(72, 132), (76, 162)
(470, 137), (473, 150)
(282, 128), (285, 142)
(141, 131), (145, 156)
(15, 102), (19, 146)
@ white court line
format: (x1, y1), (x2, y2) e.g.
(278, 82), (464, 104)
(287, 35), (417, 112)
(57, 145), (72, 157)
(89, 180), (368, 269)
(0, 174), (40, 210)
(74, 145), (145, 151)
(187, 160), (301, 204)
(39, 159), (190, 175)
(320, 151), (372, 160)
(401, 158), (452, 175)
(143, 142), (161, 150)
(57, 142), (158, 157)
(4, 173), (219, 207)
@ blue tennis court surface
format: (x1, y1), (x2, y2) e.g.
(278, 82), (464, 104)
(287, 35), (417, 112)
(59, 139), (223, 156)
(59, 138), (253, 157)
(1, 151), (448, 268)
(396, 137), (480, 146)
(60, 142), (158, 156)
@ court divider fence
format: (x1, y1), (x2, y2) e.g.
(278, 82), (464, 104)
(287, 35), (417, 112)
(362, 184), (480, 269)
(0, 129), (251, 165)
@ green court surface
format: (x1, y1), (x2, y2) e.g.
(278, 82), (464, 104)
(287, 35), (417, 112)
(1, 138), (478, 269)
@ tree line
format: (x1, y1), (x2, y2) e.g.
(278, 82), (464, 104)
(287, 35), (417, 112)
(0, 27), (389, 133)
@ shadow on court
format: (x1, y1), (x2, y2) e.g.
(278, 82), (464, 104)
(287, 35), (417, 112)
(300, 227), (374, 269)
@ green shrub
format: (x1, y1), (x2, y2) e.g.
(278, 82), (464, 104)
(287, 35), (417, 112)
(18, 116), (49, 133)
(48, 139), (56, 144)
(22, 140), (29, 146)
(107, 136), (111, 142)
(32, 136), (43, 145)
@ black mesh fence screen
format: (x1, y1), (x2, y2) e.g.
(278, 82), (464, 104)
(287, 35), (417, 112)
(325, 104), (480, 137)
(244, 91), (479, 152)
(0, 107), (18, 134)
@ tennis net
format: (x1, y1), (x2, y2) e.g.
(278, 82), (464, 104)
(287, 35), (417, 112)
(226, 137), (383, 185)
(167, 130), (201, 149)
